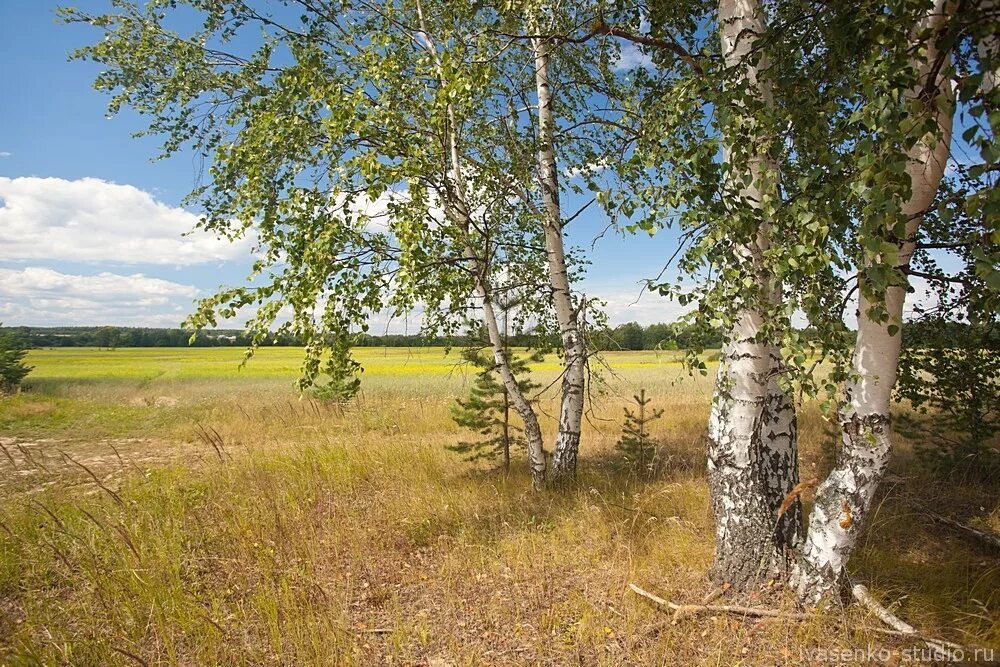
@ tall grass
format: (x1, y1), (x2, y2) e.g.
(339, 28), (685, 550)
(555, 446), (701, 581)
(0, 348), (996, 664)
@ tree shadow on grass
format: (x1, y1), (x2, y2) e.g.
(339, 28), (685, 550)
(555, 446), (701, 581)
(424, 434), (711, 560)
(847, 446), (1000, 645)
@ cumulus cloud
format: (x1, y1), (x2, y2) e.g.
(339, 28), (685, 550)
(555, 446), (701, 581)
(591, 284), (689, 326)
(564, 158), (612, 180)
(0, 267), (199, 327)
(0, 151), (11, 158)
(0, 176), (250, 265)
(331, 188), (445, 235)
(615, 43), (653, 71)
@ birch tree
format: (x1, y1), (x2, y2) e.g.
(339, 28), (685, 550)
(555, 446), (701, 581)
(792, 0), (998, 601)
(701, 0), (802, 587)
(592, 0), (996, 597)
(409, 1), (550, 486)
(646, 0), (995, 599)
(67, 0), (621, 486)
(64, 0), (561, 483)
(529, 21), (587, 480)
(581, 0), (809, 588)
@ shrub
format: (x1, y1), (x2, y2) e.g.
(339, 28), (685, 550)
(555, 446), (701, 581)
(0, 326), (32, 394)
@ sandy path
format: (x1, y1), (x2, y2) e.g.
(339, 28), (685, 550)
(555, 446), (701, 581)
(0, 436), (206, 499)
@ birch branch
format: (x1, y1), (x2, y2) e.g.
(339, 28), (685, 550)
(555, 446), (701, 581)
(921, 509), (1000, 551)
(851, 585), (967, 661)
(628, 583), (814, 624)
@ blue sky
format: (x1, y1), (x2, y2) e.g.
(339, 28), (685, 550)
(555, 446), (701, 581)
(0, 1), (688, 331)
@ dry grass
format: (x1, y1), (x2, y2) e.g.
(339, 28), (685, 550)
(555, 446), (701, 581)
(0, 347), (996, 665)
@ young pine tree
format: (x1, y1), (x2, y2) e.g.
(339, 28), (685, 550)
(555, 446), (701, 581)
(616, 389), (664, 475)
(0, 326), (32, 395)
(450, 347), (543, 474)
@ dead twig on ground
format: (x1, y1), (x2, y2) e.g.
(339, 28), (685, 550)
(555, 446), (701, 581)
(918, 507), (1000, 551)
(628, 583), (814, 624)
(701, 583), (730, 605)
(851, 584), (967, 661)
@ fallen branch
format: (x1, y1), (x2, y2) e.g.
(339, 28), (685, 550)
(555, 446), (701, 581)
(700, 583), (730, 605)
(851, 585), (966, 661)
(923, 509), (1000, 551)
(628, 583), (814, 624)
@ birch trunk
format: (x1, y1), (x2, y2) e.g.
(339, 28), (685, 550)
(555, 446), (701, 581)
(531, 33), (587, 480)
(706, 0), (801, 590)
(792, 0), (955, 602)
(452, 138), (547, 489)
(415, 5), (547, 487)
(479, 285), (547, 488)
(708, 323), (800, 586)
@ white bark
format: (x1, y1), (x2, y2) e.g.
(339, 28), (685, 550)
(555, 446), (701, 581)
(530, 32), (587, 480)
(793, 0), (956, 602)
(707, 0), (801, 588)
(416, 4), (547, 487)
(708, 319), (800, 586)
(446, 130), (547, 488)
(479, 288), (547, 488)
(978, 0), (999, 94)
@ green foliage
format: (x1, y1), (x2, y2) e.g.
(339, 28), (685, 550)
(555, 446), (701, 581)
(62, 0), (615, 397)
(311, 374), (361, 404)
(0, 325), (32, 394)
(616, 389), (663, 474)
(602, 0), (999, 402)
(449, 346), (542, 471)
(896, 320), (1000, 483)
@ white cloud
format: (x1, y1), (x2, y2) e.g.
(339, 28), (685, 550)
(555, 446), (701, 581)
(0, 152), (11, 158)
(0, 267), (199, 326)
(564, 158), (612, 180)
(591, 285), (689, 326)
(334, 190), (404, 234)
(615, 43), (653, 71)
(331, 188), (445, 235)
(0, 176), (250, 265)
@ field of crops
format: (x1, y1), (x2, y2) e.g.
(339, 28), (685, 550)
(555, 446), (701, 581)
(0, 347), (996, 664)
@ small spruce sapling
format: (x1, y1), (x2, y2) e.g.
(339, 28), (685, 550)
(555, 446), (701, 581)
(0, 325), (32, 395)
(616, 389), (663, 474)
(450, 347), (543, 473)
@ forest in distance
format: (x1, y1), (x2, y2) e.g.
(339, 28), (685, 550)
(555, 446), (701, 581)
(6, 319), (996, 351)
(4, 322), (722, 350)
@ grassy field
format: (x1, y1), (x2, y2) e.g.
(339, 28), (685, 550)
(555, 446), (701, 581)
(0, 347), (997, 665)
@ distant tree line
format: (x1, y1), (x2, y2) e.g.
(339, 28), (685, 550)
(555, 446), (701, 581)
(0, 323), (662, 350)
(0, 322), (722, 350)
(1, 326), (253, 348)
(1, 325), (479, 348)
(3, 321), (981, 352)
(0, 322), (724, 350)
